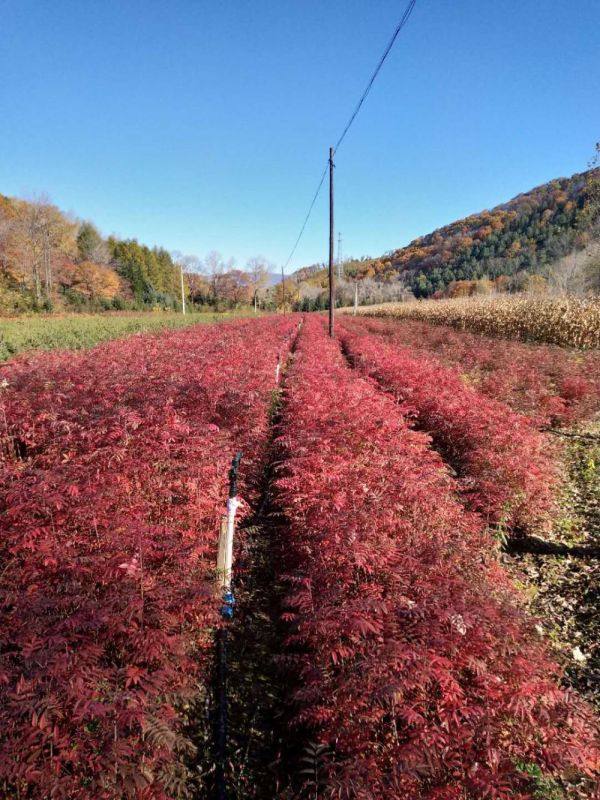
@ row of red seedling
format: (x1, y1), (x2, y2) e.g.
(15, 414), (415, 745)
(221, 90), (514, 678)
(353, 316), (600, 427)
(339, 318), (559, 534)
(274, 315), (598, 799)
(0, 316), (296, 799)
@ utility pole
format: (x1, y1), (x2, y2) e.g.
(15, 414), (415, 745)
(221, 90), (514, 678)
(281, 265), (286, 314)
(328, 146), (335, 337)
(180, 263), (186, 315)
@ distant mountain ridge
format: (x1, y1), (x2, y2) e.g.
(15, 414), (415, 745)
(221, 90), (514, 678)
(266, 271), (283, 286)
(366, 167), (599, 297)
(295, 168), (599, 298)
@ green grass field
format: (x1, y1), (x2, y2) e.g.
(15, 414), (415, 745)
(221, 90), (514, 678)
(0, 311), (245, 361)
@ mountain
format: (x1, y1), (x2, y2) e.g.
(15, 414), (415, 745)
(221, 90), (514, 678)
(365, 167), (599, 297)
(266, 271), (283, 287)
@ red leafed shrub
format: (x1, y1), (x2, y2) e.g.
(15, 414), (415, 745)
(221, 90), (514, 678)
(0, 316), (297, 799)
(339, 319), (558, 532)
(353, 316), (600, 426)
(275, 316), (598, 799)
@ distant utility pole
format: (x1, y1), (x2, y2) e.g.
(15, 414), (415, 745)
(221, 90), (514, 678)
(180, 263), (186, 314)
(281, 264), (286, 314)
(337, 233), (343, 280)
(328, 146), (335, 337)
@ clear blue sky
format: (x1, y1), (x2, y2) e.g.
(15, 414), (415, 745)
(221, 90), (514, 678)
(1, 1), (598, 272)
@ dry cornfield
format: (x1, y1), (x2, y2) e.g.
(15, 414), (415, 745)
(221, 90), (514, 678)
(345, 293), (600, 348)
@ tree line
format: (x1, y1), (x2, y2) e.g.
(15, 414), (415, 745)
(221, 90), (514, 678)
(0, 191), (412, 316)
(0, 194), (180, 313)
(0, 194), (280, 314)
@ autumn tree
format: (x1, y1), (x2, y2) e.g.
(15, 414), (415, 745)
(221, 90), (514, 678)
(491, 275), (507, 293)
(587, 144), (600, 220)
(109, 239), (150, 302)
(171, 251), (203, 308)
(274, 276), (299, 312)
(64, 260), (121, 301)
(0, 196), (19, 281)
(0, 196), (32, 312)
(584, 144), (600, 293)
(343, 258), (375, 310)
(523, 273), (548, 294)
(203, 251), (235, 308)
(219, 269), (252, 307)
(246, 256), (271, 311)
(296, 282), (327, 311)
(472, 277), (494, 295)
(13, 197), (77, 303)
(185, 271), (211, 305)
(153, 247), (180, 297)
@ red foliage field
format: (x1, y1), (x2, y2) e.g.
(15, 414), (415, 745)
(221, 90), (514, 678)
(351, 316), (600, 426)
(339, 318), (558, 533)
(275, 317), (598, 798)
(0, 317), (296, 799)
(0, 313), (598, 799)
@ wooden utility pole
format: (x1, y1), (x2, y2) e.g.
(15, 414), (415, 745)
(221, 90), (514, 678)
(281, 265), (286, 314)
(180, 264), (186, 315)
(328, 146), (335, 337)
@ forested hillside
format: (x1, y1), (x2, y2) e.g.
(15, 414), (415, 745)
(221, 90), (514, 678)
(0, 194), (186, 313)
(371, 167), (600, 297)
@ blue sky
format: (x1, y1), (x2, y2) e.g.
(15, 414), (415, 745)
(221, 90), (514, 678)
(1, 1), (598, 271)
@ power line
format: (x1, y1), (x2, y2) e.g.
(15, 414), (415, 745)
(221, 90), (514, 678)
(334, 0), (416, 153)
(283, 163), (328, 271)
(281, 0), (417, 273)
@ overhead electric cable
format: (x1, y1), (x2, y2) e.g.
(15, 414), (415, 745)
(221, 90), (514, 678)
(281, 0), (417, 272)
(283, 163), (328, 271)
(334, 0), (416, 153)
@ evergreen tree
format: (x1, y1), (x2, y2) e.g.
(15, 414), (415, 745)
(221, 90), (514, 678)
(76, 222), (107, 264)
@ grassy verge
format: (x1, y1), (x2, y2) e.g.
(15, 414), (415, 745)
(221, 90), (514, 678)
(0, 311), (253, 361)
